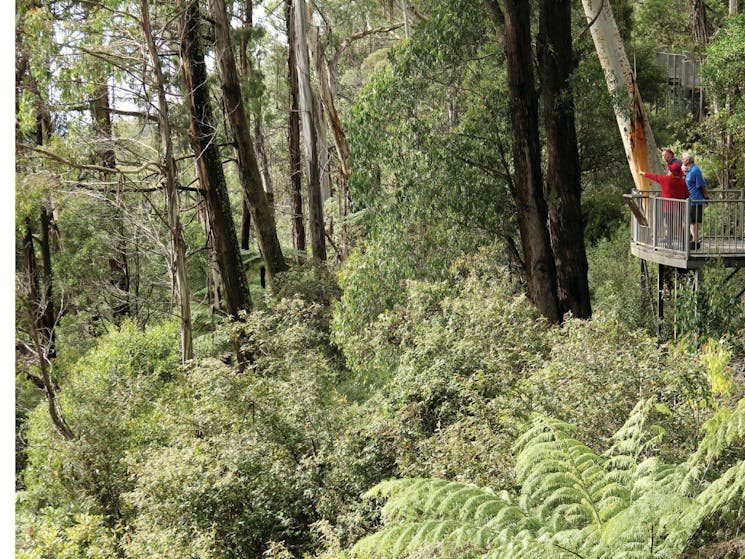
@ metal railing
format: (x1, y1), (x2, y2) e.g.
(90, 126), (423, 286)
(627, 189), (745, 258)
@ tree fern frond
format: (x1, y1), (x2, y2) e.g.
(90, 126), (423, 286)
(433, 484), (495, 519)
(515, 415), (625, 529)
(349, 523), (414, 559)
(365, 478), (451, 523)
(513, 414), (575, 455)
(350, 401), (745, 559)
(663, 459), (745, 555)
(631, 457), (685, 499)
(689, 397), (745, 466)
(605, 398), (660, 464)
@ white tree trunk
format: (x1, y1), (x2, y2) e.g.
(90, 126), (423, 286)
(294, 0), (326, 260)
(580, 0), (663, 189)
(141, 0), (193, 362)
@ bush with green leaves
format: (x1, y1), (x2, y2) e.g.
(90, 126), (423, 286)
(16, 506), (119, 559)
(342, 397), (745, 559)
(17, 320), (181, 556)
(123, 293), (350, 559)
(330, 256), (714, 502)
(20, 321), (181, 519)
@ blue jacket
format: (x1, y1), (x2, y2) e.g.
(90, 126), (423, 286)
(685, 164), (707, 207)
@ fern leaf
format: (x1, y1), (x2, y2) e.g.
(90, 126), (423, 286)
(663, 459), (745, 555)
(689, 397), (745, 466)
(605, 398), (658, 463)
(515, 414), (626, 529)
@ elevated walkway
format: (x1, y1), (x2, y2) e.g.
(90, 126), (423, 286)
(626, 189), (745, 269)
(625, 189), (745, 336)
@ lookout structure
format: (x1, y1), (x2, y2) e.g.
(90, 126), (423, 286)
(625, 189), (745, 335)
(579, 0), (745, 334)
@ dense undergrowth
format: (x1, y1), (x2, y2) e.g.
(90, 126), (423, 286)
(15, 245), (745, 559)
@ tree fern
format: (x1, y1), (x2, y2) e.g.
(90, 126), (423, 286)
(689, 397), (745, 466)
(347, 397), (745, 559)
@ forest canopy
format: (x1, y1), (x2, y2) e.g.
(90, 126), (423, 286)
(13, 1), (745, 558)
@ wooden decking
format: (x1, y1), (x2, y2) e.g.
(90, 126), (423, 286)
(626, 189), (745, 270)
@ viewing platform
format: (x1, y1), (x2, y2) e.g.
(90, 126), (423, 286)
(625, 189), (745, 270)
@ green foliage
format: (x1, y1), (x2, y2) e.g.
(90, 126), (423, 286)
(673, 263), (745, 346)
(15, 505), (119, 559)
(122, 291), (349, 558)
(346, 397), (745, 559)
(587, 225), (653, 329)
(521, 316), (710, 461)
(20, 321), (181, 521)
(632, 0), (696, 51)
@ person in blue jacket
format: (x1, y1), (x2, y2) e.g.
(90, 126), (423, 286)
(681, 152), (709, 250)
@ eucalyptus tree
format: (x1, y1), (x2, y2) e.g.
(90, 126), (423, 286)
(286, 0), (306, 261)
(209, 0), (289, 281)
(581, 0), (661, 188)
(538, 0), (590, 319)
(485, 0), (561, 323)
(15, 0), (75, 441)
(178, 0), (252, 316)
(293, 0), (326, 260)
(141, 0), (193, 361)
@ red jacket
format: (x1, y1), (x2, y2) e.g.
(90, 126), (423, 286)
(642, 172), (688, 199)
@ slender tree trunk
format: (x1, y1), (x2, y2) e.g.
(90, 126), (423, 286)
(310, 27), (351, 180)
(692, 0), (711, 47)
(91, 83), (131, 320)
(488, 0), (561, 324)
(294, 0), (326, 260)
(38, 208), (57, 358)
(178, 0), (251, 317)
(538, 0), (591, 319)
(141, 0), (193, 362)
(22, 219), (74, 441)
(287, 0), (306, 261)
(209, 0), (289, 280)
(253, 108), (275, 212)
(580, 0), (662, 187)
(240, 200), (252, 250)
(239, 0), (275, 213)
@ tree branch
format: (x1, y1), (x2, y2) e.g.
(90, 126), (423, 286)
(332, 22), (406, 69)
(17, 143), (159, 175)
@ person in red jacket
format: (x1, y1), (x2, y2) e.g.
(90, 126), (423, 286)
(640, 162), (688, 199)
(639, 162), (688, 249)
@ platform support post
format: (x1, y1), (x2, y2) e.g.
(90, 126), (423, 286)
(657, 263), (665, 337)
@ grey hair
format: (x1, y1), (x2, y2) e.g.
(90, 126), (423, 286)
(682, 151), (694, 163)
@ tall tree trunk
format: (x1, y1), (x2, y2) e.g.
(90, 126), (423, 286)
(178, 0), (252, 317)
(538, 0), (591, 319)
(487, 0), (561, 324)
(240, 200), (252, 250)
(692, 0), (711, 47)
(209, 0), (289, 280)
(22, 219), (74, 441)
(238, 0), (275, 213)
(141, 0), (193, 362)
(293, 0), (326, 260)
(309, 25), (351, 180)
(91, 82), (131, 320)
(39, 208), (57, 358)
(287, 0), (306, 261)
(580, 0), (662, 187)
(253, 108), (275, 212)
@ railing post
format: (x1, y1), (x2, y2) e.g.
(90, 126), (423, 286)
(741, 189), (745, 250)
(685, 199), (691, 257)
